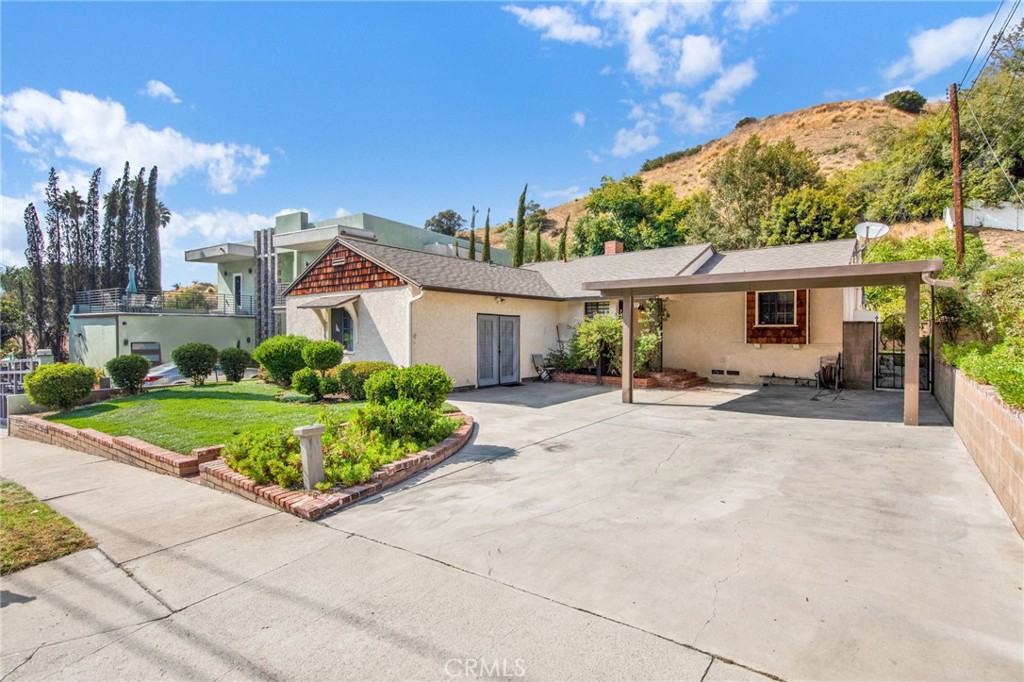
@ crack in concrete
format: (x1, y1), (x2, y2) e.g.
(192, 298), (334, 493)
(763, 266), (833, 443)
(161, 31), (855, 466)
(0, 645), (40, 681)
(699, 656), (714, 682)
(627, 442), (685, 493)
(693, 519), (749, 648)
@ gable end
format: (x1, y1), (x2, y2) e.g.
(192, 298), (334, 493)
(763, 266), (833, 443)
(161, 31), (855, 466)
(288, 243), (405, 297)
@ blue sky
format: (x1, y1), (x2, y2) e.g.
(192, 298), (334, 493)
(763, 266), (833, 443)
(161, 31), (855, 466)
(1, 1), (1015, 287)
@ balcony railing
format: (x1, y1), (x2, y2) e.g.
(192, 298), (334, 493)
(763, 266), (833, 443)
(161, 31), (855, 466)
(74, 288), (255, 316)
(275, 281), (291, 307)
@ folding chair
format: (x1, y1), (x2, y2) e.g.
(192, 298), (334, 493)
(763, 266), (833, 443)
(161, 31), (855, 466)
(532, 354), (555, 382)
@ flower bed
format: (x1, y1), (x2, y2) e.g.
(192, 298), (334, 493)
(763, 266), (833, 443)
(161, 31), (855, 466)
(199, 413), (474, 519)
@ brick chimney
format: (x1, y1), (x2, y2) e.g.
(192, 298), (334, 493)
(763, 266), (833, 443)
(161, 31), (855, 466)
(604, 240), (625, 255)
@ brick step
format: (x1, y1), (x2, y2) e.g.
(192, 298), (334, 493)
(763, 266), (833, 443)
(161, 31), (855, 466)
(658, 376), (709, 389)
(650, 369), (702, 381)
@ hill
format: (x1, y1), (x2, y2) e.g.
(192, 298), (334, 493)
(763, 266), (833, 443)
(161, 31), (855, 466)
(539, 99), (920, 239)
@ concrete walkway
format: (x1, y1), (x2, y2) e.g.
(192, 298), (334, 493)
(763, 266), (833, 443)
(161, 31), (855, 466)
(2, 383), (1022, 681)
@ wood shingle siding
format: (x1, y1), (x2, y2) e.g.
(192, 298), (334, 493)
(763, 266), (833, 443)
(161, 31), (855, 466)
(745, 289), (808, 345)
(288, 244), (405, 296)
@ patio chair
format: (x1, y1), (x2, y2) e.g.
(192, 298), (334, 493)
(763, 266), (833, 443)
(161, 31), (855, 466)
(532, 354), (555, 382)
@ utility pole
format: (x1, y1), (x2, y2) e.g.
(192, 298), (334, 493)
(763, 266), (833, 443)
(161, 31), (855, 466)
(949, 83), (965, 268)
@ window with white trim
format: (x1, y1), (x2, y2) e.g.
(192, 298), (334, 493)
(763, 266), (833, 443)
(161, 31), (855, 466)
(331, 307), (354, 352)
(756, 290), (796, 326)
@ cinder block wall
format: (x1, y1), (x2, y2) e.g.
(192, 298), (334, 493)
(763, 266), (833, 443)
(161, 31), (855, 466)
(842, 321), (875, 389)
(953, 372), (1024, 538)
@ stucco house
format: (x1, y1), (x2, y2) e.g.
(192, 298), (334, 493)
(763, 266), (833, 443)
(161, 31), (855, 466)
(283, 236), (900, 393)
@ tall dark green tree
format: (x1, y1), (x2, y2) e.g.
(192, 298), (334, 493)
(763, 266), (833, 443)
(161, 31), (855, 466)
(533, 221), (543, 262)
(43, 169), (67, 359)
(482, 209), (491, 263)
(60, 189), (86, 301)
(24, 204), (46, 352)
(100, 180), (119, 287)
(114, 162), (132, 288)
(468, 206), (478, 261)
(129, 167), (147, 286)
(84, 169), (102, 289)
(512, 183), (527, 267)
(558, 215), (569, 262)
(143, 166), (161, 290)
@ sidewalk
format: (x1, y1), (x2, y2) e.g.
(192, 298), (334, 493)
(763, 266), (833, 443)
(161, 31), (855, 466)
(1, 436), (756, 681)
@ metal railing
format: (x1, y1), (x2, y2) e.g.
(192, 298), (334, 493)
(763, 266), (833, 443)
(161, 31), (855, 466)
(74, 288), (255, 316)
(275, 281), (292, 307)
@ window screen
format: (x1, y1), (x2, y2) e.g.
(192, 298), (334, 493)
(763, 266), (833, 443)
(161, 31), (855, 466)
(757, 291), (796, 326)
(584, 301), (611, 317)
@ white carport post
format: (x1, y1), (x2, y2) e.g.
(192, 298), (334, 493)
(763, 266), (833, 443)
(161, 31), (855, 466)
(904, 276), (920, 426)
(622, 291), (634, 404)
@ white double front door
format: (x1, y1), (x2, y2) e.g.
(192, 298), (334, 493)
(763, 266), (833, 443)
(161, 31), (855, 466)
(477, 314), (520, 387)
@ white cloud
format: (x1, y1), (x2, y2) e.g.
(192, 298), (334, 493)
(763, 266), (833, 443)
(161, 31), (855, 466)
(702, 59), (758, 107)
(612, 104), (660, 158)
(724, 1), (774, 32)
(884, 14), (996, 83)
(586, 150), (602, 163)
(141, 80), (181, 104)
(335, 207), (351, 218)
(675, 34), (723, 85)
(1, 88), (269, 194)
(572, 111), (587, 127)
(503, 5), (602, 45)
(537, 185), (582, 201)
(0, 193), (37, 268)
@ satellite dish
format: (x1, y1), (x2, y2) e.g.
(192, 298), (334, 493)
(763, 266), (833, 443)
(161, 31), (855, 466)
(854, 222), (890, 240)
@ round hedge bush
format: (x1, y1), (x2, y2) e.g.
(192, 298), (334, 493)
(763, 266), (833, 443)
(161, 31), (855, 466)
(24, 362), (96, 411)
(329, 360), (394, 400)
(252, 335), (310, 385)
(218, 347), (252, 383)
(105, 354), (151, 395)
(171, 343), (219, 386)
(302, 340), (343, 374)
(292, 367), (324, 398)
(884, 89), (926, 114)
(364, 364), (453, 409)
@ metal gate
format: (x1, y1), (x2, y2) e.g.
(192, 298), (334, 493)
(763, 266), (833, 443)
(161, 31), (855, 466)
(875, 314), (930, 390)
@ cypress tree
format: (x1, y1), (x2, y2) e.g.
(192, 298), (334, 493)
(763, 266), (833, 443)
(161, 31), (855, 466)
(558, 214), (570, 262)
(533, 221), (542, 262)
(85, 168), (102, 289)
(513, 183), (527, 267)
(482, 209), (491, 263)
(468, 206), (477, 261)
(114, 162), (131, 288)
(24, 204), (47, 352)
(130, 168), (146, 286)
(143, 166), (161, 290)
(43, 169), (66, 359)
(100, 181), (119, 288)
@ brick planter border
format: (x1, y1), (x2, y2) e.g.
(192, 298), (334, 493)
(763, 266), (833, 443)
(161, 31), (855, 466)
(552, 371), (659, 388)
(8, 415), (221, 478)
(199, 413), (475, 520)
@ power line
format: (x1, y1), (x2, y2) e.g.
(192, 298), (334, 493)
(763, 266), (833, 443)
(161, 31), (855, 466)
(959, 0), (1006, 88)
(963, 98), (1024, 206)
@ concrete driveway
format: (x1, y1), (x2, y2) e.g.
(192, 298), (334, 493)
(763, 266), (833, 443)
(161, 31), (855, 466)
(2, 383), (1021, 681)
(326, 383), (1023, 681)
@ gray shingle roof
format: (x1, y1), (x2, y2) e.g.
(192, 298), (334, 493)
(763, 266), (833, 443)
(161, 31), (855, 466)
(522, 243), (712, 299)
(695, 239), (857, 275)
(343, 240), (560, 299)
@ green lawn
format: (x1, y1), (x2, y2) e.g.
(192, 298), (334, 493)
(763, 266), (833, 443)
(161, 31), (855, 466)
(49, 381), (365, 454)
(1, 479), (95, 575)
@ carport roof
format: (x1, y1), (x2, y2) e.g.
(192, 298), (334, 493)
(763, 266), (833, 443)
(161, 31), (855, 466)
(584, 258), (944, 297)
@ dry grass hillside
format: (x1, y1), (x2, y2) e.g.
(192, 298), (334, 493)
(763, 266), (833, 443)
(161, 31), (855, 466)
(489, 98), (922, 247)
(888, 220), (1024, 257)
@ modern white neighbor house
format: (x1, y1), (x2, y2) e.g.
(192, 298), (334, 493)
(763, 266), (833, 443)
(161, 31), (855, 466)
(70, 210), (507, 369)
(284, 235), (942, 424)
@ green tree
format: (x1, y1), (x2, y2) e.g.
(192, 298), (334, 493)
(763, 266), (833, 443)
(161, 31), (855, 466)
(571, 176), (690, 256)
(706, 135), (823, 249)
(761, 187), (857, 246)
(468, 206), (477, 260)
(883, 90), (927, 114)
(424, 209), (465, 236)
(84, 168), (102, 290)
(143, 166), (162, 291)
(24, 205), (46, 353)
(513, 184), (527, 267)
(43, 169), (67, 360)
(558, 215), (569, 261)
(482, 209), (491, 263)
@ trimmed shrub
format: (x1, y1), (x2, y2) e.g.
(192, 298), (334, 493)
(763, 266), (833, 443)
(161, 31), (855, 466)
(951, 339), (1024, 409)
(218, 348), (252, 383)
(329, 361), (394, 400)
(364, 364), (453, 409)
(105, 354), (151, 395)
(292, 367), (324, 398)
(572, 314), (623, 374)
(302, 340), (344, 375)
(320, 374), (341, 397)
(884, 89), (927, 114)
(223, 428), (302, 487)
(171, 343), (219, 386)
(252, 335), (310, 385)
(24, 363), (95, 411)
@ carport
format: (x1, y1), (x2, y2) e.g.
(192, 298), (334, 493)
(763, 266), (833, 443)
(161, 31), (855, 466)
(584, 258), (945, 426)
